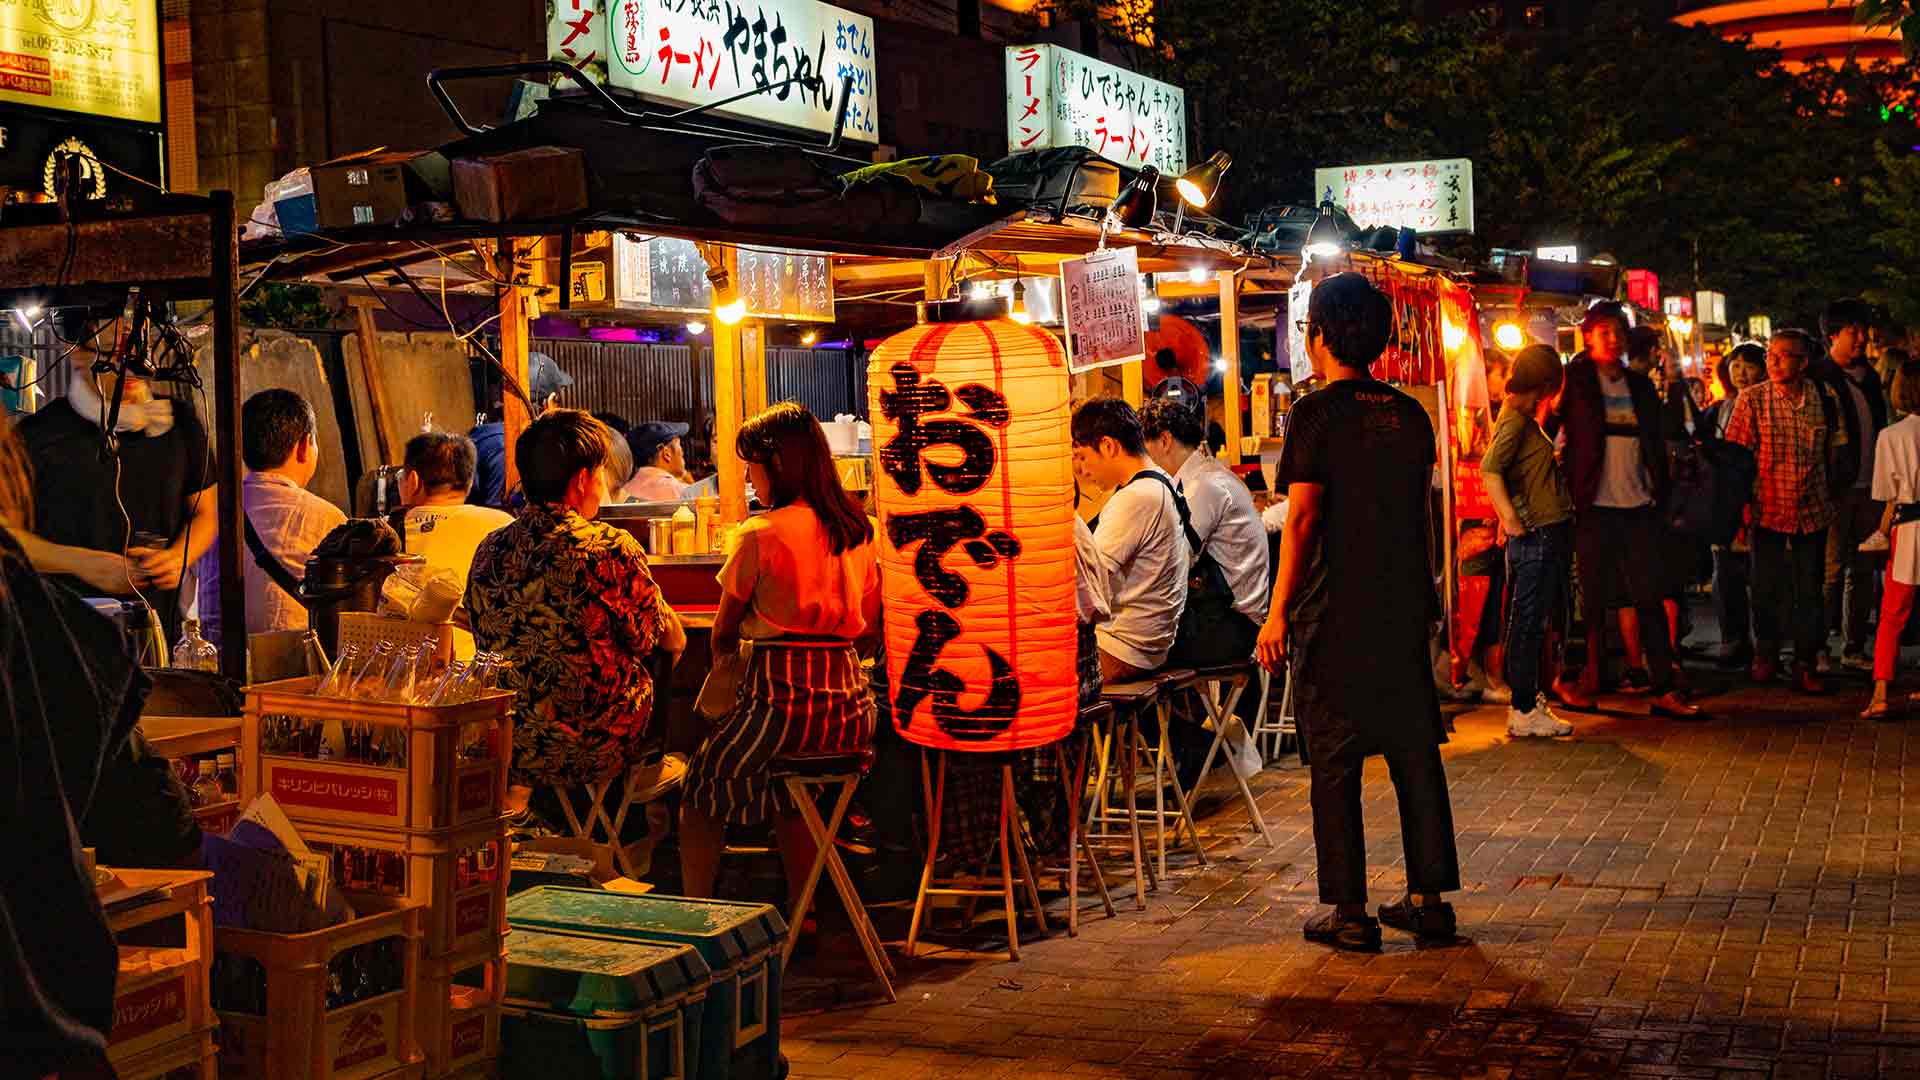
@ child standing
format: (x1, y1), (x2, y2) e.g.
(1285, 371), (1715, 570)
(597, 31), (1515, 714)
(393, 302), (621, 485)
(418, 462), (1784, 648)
(1481, 345), (1578, 737)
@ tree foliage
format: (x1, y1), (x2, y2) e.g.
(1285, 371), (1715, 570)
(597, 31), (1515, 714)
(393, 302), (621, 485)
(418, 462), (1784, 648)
(1037, 0), (1920, 329)
(1841, 0), (1920, 59)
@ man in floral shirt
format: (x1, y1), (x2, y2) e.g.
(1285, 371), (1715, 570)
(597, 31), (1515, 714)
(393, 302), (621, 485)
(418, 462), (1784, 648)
(1724, 329), (1839, 693)
(467, 410), (678, 791)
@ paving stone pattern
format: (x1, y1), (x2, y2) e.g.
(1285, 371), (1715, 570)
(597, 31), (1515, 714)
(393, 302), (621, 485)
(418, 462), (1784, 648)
(783, 678), (1920, 1079)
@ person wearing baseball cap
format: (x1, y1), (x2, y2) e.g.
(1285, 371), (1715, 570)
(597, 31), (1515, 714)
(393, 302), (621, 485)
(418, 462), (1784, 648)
(468, 352), (573, 509)
(621, 420), (694, 502)
(1254, 272), (1461, 952)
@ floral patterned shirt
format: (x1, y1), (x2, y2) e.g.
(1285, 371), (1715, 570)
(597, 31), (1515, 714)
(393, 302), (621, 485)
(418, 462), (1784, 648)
(466, 504), (663, 786)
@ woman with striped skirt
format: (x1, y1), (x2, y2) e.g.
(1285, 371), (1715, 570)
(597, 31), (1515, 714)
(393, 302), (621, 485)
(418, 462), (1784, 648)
(679, 403), (882, 906)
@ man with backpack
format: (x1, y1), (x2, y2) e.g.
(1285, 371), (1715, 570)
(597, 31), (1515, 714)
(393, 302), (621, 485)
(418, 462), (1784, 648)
(1071, 398), (1190, 682)
(1724, 329), (1839, 693)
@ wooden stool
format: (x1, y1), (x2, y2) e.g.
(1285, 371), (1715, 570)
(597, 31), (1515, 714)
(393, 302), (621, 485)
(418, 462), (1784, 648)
(1088, 679), (1157, 907)
(771, 751), (896, 1003)
(906, 749), (1051, 961)
(1028, 705), (1117, 936)
(555, 755), (688, 879)
(1187, 661), (1277, 846)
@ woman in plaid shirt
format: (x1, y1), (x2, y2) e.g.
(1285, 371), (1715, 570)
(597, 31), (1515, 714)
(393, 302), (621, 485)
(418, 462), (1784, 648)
(1723, 329), (1841, 692)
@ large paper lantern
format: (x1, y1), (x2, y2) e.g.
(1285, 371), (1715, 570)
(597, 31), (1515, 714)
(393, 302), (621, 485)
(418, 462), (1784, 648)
(867, 303), (1078, 752)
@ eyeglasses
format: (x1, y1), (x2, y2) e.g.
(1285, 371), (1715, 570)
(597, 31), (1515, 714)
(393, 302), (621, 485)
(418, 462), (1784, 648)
(1294, 319), (1310, 335)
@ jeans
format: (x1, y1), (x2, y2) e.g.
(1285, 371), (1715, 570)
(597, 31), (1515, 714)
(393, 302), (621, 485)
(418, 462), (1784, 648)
(1752, 527), (1828, 666)
(1574, 506), (1676, 692)
(1712, 546), (1752, 656)
(1503, 522), (1572, 709)
(1826, 490), (1884, 655)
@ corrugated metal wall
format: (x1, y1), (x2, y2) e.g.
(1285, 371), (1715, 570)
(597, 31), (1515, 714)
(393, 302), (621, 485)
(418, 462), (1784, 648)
(767, 348), (864, 421)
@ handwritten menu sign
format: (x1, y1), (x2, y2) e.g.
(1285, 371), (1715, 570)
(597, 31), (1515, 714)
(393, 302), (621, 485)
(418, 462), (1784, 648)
(1062, 246), (1146, 373)
(1005, 45), (1187, 174)
(611, 235), (834, 321)
(1313, 158), (1474, 235)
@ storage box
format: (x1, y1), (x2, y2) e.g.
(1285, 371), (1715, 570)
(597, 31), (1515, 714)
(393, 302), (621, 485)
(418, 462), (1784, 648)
(311, 151), (450, 230)
(502, 929), (709, 1080)
(418, 944), (506, 1077)
(506, 889), (783, 1080)
(213, 901), (424, 1080)
(242, 677), (511, 833)
(115, 1025), (217, 1080)
(107, 871), (216, 1070)
(451, 147), (588, 224)
(303, 820), (509, 958)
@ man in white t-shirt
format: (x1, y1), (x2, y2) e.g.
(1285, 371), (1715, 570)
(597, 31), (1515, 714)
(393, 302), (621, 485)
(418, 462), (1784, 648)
(1071, 398), (1189, 681)
(399, 432), (512, 657)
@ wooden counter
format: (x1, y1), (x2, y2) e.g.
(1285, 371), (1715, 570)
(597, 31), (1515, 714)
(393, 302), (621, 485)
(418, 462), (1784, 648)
(140, 715), (242, 760)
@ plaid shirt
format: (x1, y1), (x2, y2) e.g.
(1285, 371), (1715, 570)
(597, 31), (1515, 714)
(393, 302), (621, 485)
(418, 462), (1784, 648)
(1724, 380), (1835, 535)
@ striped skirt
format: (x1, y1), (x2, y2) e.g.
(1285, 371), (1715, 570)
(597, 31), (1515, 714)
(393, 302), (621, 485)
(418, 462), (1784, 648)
(683, 639), (877, 825)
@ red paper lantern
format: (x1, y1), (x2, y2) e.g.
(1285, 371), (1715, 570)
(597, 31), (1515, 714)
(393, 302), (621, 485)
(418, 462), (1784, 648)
(867, 308), (1079, 752)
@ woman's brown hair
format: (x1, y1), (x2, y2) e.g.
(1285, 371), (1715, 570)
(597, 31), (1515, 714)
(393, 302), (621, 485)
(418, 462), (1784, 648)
(736, 401), (872, 555)
(0, 412), (32, 530)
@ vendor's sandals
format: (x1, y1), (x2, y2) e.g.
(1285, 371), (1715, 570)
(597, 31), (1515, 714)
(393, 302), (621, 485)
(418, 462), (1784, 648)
(1302, 910), (1382, 952)
(1378, 896), (1458, 943)
(1862, 701), (1897, 722)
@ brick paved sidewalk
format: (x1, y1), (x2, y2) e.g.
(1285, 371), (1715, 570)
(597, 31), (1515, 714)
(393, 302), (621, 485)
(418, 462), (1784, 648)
(782, 673), (1920, 1079)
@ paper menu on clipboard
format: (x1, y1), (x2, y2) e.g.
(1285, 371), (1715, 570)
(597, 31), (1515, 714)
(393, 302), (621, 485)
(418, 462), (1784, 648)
(1062, 246), (1147, 373)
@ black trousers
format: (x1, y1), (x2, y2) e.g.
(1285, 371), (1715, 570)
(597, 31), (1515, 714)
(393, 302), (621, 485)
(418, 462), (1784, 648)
(1303, 725), (1461, 905)
(1712, 545), (1752, 655)
(1751, 526), (1828, 666)
(1574, 506), (1676, 691)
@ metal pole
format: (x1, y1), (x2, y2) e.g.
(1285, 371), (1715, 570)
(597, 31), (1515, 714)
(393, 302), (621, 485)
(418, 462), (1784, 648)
(210, 190), (247, 681)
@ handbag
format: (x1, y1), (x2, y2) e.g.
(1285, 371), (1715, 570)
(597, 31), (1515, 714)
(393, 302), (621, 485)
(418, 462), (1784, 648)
(1129, 471), (1244, 668)
(695, 640), (750, 719)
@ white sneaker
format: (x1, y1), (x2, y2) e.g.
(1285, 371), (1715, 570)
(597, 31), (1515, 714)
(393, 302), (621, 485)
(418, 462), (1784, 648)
(1507, 702), (1574, 738)
(1861, 531), (1891, 554)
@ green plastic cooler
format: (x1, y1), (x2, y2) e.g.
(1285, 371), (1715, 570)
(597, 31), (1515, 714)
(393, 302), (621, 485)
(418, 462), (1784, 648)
(506, 887), (785, 1080)
(502, 928), (711, 1080)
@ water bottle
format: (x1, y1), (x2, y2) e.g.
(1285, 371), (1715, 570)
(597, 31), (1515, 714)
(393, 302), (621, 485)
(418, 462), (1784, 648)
(171, 619), (219, 672)
(190, 759), (222, 808)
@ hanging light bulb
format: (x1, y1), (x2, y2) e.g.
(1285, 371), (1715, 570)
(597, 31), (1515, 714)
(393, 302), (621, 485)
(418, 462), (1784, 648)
(1186, 267), (1211, 284)
(1441, 314), (1467, 354)
(801, 329), (819, 345)
(968, 283), (992, 301)
(1493, 322), (1527, 351)
(1142, 296), (1162, 315)
(1010, 282), (1032, 325)
(715, 297), (747, 325)
(1175, 151), (1232, 209)
(686, 320), (707, 336)
(1302, 200), (1344, 262)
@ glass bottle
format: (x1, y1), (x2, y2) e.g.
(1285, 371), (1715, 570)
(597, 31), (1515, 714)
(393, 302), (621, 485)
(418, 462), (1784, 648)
(316, 644), (359, 697)
(381, 644), (418, 704)
(412, 645), (438, 704)
(300, 630), (331, 679)
(171, 618), (219, 672)
(426, 660), (470, 706)
(351, 642), (395, 700)
(190, 760), (222, 808)
(216, 752), (237, 797)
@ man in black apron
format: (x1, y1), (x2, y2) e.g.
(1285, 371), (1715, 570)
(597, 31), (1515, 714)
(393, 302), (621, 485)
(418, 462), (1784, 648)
(1256, 273), (1461, 952)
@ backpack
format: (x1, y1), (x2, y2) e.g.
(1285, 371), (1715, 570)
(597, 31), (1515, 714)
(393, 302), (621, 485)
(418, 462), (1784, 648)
(1667, 392), (1756, 545)
(1128, 470), (1246, 668)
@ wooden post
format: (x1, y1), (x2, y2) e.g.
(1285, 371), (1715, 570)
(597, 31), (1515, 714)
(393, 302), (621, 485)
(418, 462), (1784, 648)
(347, 296), (394, 466)
(743, 321), (768, 417)
(712, 244), (747, 525)
(1218, 270), (1242, 465)
(1122, 360), (1144, 406)
(498, 238), (532, 501)
(209, 191), (247, 680)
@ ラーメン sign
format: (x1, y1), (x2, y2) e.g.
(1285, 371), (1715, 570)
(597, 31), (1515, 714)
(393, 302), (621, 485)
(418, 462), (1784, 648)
(1313, 158), (1474, 235)
(549, 0), (879, 140)
(0, 0), (163, 124)
(1005, 44), (1186, 174)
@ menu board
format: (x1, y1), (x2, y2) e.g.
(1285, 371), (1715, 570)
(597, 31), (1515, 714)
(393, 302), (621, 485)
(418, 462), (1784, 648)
(614, 235), (834, 321)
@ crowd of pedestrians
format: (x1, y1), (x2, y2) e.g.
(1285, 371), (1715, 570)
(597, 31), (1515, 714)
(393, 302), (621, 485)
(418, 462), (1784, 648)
(1478, 297), (1920, 736)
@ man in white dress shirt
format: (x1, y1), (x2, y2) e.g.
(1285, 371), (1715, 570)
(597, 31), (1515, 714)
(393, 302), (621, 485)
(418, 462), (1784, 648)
(1141, 396), (1271, 665)
(195, 389), (346, 647)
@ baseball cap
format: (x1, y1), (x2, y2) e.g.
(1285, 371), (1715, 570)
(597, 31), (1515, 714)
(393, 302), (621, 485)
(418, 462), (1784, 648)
(528, 352), (573, 403)
(630, 420), (690, 463)
(1505, 344), (1565, 396)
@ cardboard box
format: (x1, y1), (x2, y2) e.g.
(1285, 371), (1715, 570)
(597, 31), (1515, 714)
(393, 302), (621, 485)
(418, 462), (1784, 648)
(1251, 374), (1273, 440)
(310, 149), (449, 230)
(451, 146), (588, 224)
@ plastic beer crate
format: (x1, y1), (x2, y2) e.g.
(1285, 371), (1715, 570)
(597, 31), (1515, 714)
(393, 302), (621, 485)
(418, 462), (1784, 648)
(301, 819), (510, 959)
(242, 676), (511, 833)
(506, 888), (784, 1080)
(115, 1026), (218, 1080)
(212, 900), (424, 1080)
(418, 942), (506, 1077)
(501, 928), (711, 1080)
(105, 870), (215, 1069)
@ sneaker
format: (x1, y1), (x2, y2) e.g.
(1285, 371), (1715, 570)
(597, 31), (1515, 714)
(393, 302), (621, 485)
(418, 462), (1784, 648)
(1378, 896), (1458, 942)
(1481, 684), (1513, 706)
(1861, 530), (1891, 554)
(1842, 652), (1873, 673)
(1302, 910), (1383, 952)
(1508, 704), (1574, 737)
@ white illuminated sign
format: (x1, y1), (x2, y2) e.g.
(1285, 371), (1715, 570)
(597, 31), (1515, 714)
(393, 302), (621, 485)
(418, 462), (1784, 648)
(1313, 158), (1474, 235)
(1005, 44), (1187, 174)
(1536, 245), (1579, 263)
(0, 0), (162, 124)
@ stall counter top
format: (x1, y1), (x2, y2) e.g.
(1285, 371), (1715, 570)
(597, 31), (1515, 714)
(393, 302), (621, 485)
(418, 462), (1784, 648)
(140, 714), (242, 760)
